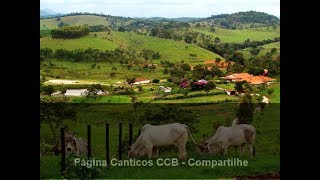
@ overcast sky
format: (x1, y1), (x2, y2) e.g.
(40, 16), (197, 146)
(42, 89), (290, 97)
(40, 0), (280, 18)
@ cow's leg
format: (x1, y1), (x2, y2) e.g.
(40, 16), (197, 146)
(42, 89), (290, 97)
(154, 147), (159, 158)
(178, 145), (187, 160)
(240, 144), (245, 157)
(222, 144), (228, 156)
(248, 144), (254, 158)
(146, 144), (153, 158)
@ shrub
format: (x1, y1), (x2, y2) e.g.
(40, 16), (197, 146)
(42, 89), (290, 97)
(267, 88), (275, 95)
(152, 79), (160, 83)
(41, 85), (55, 95)
(51, 26), (89, 39)
(63, 154), (104, 179)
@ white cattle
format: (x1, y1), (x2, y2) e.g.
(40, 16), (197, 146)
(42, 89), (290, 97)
(128, 123), (196, 160)
(58, 132), (88, 156)
(202, 124), (256, 158)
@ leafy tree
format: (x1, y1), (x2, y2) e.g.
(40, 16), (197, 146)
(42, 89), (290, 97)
(249, 48), (260, 56)
(234, 81), (245, 93)
(232, 52), (245, 65)
(42, 85), (55, 95)
(152, 79), (160, 83)
(204, 81), (216, 94)
(267, 88), (275, 95)
(214, 37), (221, 44)
(236, 93), (254, 124)
(195, 23), (201, 28)
(215, 58), (222, 64)
(118, 27), (126, 32)
(40, 103), (76, 145)
(184, 36), (193, 44)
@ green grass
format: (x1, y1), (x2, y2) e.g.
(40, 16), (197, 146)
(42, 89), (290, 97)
(238, 42), (280, 59)
(41, 15), (110, 30)
(40, 59), (169, 83)
(40, 31), (223, 65)
(40, 103), (279, 178)
(193, 27), (280, 43)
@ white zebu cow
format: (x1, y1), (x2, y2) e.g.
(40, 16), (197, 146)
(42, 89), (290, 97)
(58, 132), (88, 156)
(128, 123), (196, 160)
(203, 124), (256, 158)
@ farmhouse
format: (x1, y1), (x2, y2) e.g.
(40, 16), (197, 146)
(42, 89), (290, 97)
(64, 89), (88, 96)
(220, 73), (276, 85)
(159, 86), (172, 93)
(133, 78), (150, 85)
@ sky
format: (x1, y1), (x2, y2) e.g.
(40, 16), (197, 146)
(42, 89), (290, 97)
(40, 0), (280, 18)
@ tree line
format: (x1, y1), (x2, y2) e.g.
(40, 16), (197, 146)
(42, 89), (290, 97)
(40, 47), (161, 63)
(51, 26), (89, 38)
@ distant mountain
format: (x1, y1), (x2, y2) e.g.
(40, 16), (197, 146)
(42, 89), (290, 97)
(40, 9), (63, 18)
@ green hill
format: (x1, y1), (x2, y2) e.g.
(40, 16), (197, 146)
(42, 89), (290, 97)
(192, 26), (280, 43)
(194, 11), (280, 29)
(40, 31), (223, 64)
(237, 42), (280, 59)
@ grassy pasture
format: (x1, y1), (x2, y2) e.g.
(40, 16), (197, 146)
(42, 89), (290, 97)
(192, 27), (280, 43)
(40, 31), (224, 65)
(40, 103), (280, 178)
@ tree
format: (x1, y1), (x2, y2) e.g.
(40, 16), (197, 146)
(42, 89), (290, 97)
(126, 77), (136, 86)
(40, 103), (76, 145)
(232, 52), (245, 65)
(204, 81), (216, 95)
(42, 85), (55, 95)
(234, 81), (245, 93)
(195, 23), (201, 28)
(249, 48), (260, 56)
(215, 58), (222, 64)
(271, 48), (277, 54)
(118, 27), (126, 32)
(184, 36), (193, 44)
(214, 37), (220, 44)
(236, 93), (254, 124)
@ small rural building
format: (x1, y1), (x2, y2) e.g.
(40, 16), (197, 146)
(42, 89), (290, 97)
(220, 73), (276, 85)
(225, 89), (236, 95)
(159, 86), (172, 93)
(64, 89), (88, 96)
(133, 78), (150, 85)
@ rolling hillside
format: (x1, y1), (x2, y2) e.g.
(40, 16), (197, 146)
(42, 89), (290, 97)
(193, 11), (280, 29)
(238, 42), (280, 59)
(192, 26), (280, 43)
(40, 31), (223, 64)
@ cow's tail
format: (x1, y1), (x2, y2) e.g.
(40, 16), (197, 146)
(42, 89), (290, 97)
(253, 145), (256, 157)
(184, 125), (197, 145)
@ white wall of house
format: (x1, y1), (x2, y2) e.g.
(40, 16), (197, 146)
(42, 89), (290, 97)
(133, 80), (150, 85)
(64, 89), (88, 96)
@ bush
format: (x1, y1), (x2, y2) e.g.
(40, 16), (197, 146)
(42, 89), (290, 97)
(41, 85), (55, 95)
(152, 79), (160, 83)
(51, 26), (89, 39)
(267, 88), (275, 95)
(63, 154), (105, 179)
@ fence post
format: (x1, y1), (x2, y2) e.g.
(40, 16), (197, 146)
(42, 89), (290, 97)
(60, 128), (66, 173)
(129, 123), (133, 146)
(106, 123), (110, 166)
(87, 125), (91, 158)
(118, 123), (122, 160)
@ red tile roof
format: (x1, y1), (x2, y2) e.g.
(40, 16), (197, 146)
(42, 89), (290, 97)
(221, 73), (276, 85)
